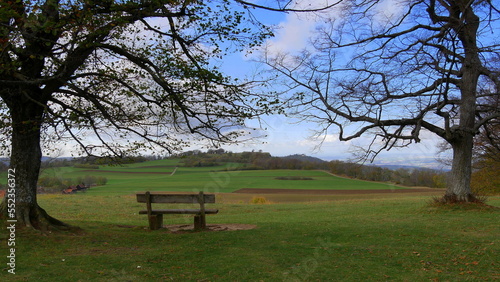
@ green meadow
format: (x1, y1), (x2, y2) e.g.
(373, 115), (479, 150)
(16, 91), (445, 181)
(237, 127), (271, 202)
(1, 159), (499, 281)
(36, 159), (412, 196)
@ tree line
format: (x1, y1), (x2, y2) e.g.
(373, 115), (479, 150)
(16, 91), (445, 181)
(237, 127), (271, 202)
(39, 155), (165, 169)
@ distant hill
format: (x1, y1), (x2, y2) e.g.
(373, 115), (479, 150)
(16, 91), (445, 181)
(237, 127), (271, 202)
(377, 164), (450, 172)
(281, 154), (327, 163)
(374, 164), (434, 171)
(371, 157), (449, 171)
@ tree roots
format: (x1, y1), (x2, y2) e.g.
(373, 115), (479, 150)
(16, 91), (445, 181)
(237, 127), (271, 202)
(434, 193), (486, 204)
(1, 203), (82, 234)
(430, 193), (497, 210)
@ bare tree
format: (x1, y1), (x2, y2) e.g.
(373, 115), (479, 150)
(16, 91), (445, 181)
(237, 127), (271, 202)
(264, 0), (500, 202)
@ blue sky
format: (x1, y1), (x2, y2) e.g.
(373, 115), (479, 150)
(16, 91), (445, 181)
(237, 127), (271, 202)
(209, 2), (449, 168)
(34, 1), (450, 169)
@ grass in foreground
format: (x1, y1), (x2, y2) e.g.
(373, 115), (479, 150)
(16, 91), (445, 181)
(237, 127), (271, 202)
(1, 195), (499, 281)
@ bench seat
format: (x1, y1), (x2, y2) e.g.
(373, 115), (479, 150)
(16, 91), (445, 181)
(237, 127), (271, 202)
(139, 209), (219, 215)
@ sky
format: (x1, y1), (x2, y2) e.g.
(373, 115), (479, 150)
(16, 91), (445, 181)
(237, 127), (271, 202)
(209, 2), (449, 169)
(35, 1), (451, 169)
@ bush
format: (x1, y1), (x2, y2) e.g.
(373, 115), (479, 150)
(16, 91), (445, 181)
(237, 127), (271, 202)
(38, 176), (67, 190)
(471, 161), (500, 195)
(96, 176), (108, 186)
(77, 175), (108, 187)
(250, 196), (273, 204)
(38, 175), (108, 193)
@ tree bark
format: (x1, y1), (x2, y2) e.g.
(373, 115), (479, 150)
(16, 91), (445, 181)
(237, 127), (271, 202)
(0, 93), (70, 231)
(446, 136), (476, 202)
(442, 6), (482, 203)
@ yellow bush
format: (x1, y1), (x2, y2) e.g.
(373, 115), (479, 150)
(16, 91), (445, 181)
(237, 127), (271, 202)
(250, 196), (272, 204)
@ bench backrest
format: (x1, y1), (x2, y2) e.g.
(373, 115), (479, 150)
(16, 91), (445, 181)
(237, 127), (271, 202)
(136, 193), (216, 204)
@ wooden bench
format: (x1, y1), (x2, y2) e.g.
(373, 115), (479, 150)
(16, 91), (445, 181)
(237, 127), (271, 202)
(136, 191), (218, 230)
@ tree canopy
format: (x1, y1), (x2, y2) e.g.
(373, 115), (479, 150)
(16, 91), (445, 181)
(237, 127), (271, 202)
(0, 0), (286, 230)
(0, 0), (279, 157)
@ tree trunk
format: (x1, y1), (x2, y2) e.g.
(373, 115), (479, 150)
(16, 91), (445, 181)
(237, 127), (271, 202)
(446, 136), (476, 202)
(440, 6), (482, 203)
(0, 96), (71, 231)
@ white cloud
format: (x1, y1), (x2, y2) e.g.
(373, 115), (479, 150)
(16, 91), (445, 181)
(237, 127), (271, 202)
(372, 0), (406, 26)
(261, 1), (346, 56)
(260, 0), (410, 57)
(266, 13), (316, 54)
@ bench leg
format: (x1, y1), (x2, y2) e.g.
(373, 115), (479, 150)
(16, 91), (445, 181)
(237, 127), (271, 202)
(148, 214), (163, 230)
(200, 213), (206, 229)
(194, 215), (202, 230)
(194, 214), (207, 230)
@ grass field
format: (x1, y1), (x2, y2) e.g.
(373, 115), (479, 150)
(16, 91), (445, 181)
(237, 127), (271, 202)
(30, 159), (418, 196)
(1, 159), (499, 280)
(1, 194), (499, 281)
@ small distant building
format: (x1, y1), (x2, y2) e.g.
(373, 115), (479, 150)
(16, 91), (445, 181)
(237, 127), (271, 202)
(62, 184), (89, 194)
(62, 187), (76, 194)
(75, 184), (88, 191)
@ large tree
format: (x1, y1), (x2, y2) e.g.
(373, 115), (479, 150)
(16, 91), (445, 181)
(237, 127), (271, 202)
(264, 0), (500, 202)
(0, 0), (286, 231)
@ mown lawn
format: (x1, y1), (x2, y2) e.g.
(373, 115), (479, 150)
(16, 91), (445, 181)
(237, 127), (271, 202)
(1, 194), (498, 281)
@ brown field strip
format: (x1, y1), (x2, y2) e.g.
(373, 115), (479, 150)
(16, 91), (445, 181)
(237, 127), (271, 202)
(232, 188), (444, 195)
(218, 188), (445, 203)
(83, 170), (172, 174)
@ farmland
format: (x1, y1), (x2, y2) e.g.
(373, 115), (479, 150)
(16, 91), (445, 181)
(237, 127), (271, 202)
(34, 158), (436, 197)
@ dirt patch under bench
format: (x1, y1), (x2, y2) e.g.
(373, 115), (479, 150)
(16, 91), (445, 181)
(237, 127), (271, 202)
(163, 224), (257, 233)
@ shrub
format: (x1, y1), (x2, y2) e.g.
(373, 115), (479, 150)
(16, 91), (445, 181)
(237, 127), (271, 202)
(79, 175), (108, 187)
(96, 176), (108, 186)
(471, 161), (500, 195)
(38, 175), (108, 193)
(250, 196), (273, 204)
